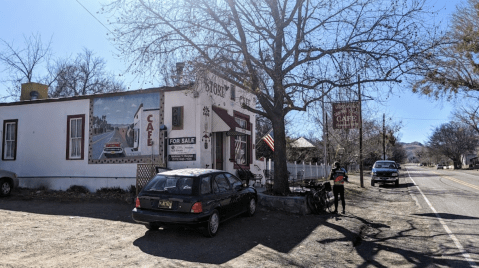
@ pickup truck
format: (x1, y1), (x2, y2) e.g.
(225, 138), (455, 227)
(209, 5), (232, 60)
(371, 160), (400, 187)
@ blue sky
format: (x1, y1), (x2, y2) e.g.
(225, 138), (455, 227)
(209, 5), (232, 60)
(0, 0), (460, 144)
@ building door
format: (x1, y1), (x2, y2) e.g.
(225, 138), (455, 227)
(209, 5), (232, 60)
(215, 132), (224, 170)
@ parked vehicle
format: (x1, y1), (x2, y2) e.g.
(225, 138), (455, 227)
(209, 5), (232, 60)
(371, 160), (400, 187)
(132, 168), (257, 237)
(0, 169), (19, 196)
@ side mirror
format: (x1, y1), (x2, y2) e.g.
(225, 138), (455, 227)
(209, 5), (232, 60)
(235, 184), (243, 191)
(397, 167), (401, 169)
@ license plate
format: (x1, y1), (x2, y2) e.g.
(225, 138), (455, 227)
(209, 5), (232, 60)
(158, 200), (172, 209)
(110, 151), (115, 154)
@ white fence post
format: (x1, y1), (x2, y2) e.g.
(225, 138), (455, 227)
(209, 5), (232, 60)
(295, 162), (297, 180)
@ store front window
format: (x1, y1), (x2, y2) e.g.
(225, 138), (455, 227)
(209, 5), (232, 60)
(234, 117), (247, 165)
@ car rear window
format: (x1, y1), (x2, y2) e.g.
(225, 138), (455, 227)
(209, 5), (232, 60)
(144, 175), (194, 195)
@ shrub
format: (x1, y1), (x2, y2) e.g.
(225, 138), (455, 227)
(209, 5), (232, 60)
(96, 187), (126, 194)
(127, 185), (136, 194)
(67, 185), (90, 194)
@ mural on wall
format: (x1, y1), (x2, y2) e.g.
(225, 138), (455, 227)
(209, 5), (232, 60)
(88, 92), (163, 164)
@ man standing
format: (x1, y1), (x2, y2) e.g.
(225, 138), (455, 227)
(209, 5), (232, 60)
(330, 161), (348, 214)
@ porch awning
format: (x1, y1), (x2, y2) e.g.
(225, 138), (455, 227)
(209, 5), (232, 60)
(211, 106), (251, 136)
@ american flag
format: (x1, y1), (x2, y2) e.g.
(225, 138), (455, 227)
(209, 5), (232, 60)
(262, 129), (274, 151)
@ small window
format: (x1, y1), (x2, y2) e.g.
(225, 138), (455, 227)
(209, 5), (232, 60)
(230, 85), (236, 101)
(201, 176), (212, 195)
(234, 118), (247, 164)
(66, 115), (85, 160)
(2, 119), (18, 161)
(213, 174), (231, 193)
(225, 173), (242, 189)
(172, 106), (184, 130)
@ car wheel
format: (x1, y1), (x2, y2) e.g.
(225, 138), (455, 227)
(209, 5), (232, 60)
(306, 192), (318, 214)
(246, 198), (256, 217)
(395, 180), (399, 187)
(371, 180), (375, 187)
(0, 179), (12, 196)
(144, 222), (160, 231)
(203, 210), (220, 237)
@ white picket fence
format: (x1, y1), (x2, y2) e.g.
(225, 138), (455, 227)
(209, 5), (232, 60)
(252, 159), (359, 186)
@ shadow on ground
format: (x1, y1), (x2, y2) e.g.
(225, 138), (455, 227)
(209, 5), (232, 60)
(132, 208), (327, 264)
(413, 213), (479, 220)
(0, 196), (136, 223)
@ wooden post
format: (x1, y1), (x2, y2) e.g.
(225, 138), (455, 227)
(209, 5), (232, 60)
(358, 75), (364, 188)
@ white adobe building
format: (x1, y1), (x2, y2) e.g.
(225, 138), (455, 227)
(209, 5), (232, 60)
(0, 73), (257, 192)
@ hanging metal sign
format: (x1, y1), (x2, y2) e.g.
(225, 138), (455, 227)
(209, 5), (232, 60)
(332, 102), (361, 129)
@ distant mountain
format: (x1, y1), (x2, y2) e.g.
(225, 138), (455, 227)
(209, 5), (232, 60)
(400, 142), (424, 162)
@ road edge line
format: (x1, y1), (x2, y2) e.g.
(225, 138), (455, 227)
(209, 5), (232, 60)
(406, 168), (477, 268)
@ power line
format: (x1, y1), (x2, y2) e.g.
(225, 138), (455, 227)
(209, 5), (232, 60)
(399, 117), (448, 121)
(75, 0), (114, 35)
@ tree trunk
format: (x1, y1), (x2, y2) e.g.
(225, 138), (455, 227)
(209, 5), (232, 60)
(453, 160), (462, 170)
(271, 114), (289, 195)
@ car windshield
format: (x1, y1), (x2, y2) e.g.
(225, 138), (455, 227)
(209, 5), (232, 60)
(144, 175), (194, 195)
(374, 162), (396, 169)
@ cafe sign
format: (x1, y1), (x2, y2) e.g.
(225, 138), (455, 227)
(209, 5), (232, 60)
(332, 102), (361, 129)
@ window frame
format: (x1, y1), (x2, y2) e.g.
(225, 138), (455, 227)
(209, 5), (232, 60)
(66, 114), (85, 160)
(172, 106), (184, 130)
(2, 119), (18, 161)
(230, 110), (252, 169)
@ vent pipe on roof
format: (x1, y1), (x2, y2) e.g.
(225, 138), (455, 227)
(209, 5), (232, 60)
(29, 91), (39, 100)
(20, 83), (48, 101)
(175, 62), (185, 85)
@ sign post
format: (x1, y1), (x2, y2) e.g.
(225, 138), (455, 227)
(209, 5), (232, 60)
(332, 78), (364, 187)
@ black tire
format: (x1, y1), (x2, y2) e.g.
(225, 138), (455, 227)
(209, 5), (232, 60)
(0, 179), (12, 196)
(246, 198), (256, 217)
(321, 191), (332, 213)
(203, 210), (220, 237)
(306, 192), (318, 214)
(395, 180), (399, 187)
(144, 222), (160, 231)
(371, 180), (375, 187)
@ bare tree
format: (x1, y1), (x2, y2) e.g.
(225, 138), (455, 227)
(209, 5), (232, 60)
(427, 121), (478, 169)
(453, 98), (479, 135)
(413, 0), (479, 99)
(0, 33), (52, 101)
(49, 48), (125, 98)
(106, 0), (440, 194)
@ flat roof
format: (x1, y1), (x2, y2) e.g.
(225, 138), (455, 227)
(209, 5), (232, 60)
(0, 84), (190, 107)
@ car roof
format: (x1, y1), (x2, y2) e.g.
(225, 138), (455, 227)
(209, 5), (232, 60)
(374, 160), (396, 163)
(158, 168), (225, 177)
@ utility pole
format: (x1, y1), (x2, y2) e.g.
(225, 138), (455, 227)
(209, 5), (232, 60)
(358, 75), (364, 188)
(322, 88), (328, 179)
(383, 113), (386, 160)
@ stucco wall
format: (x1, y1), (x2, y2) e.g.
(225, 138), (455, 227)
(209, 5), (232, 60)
(0, 99), (137, 191)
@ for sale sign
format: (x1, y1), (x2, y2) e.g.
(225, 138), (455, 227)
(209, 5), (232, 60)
(332, 102), (361, 129)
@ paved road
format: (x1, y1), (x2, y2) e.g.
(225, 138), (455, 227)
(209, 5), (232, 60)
(404, 164), (479, 267)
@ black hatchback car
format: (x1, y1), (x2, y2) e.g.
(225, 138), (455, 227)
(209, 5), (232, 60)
(132, 168), (258, 237)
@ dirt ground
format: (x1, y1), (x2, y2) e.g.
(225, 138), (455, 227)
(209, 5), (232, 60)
(0, 174), (450, 267)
